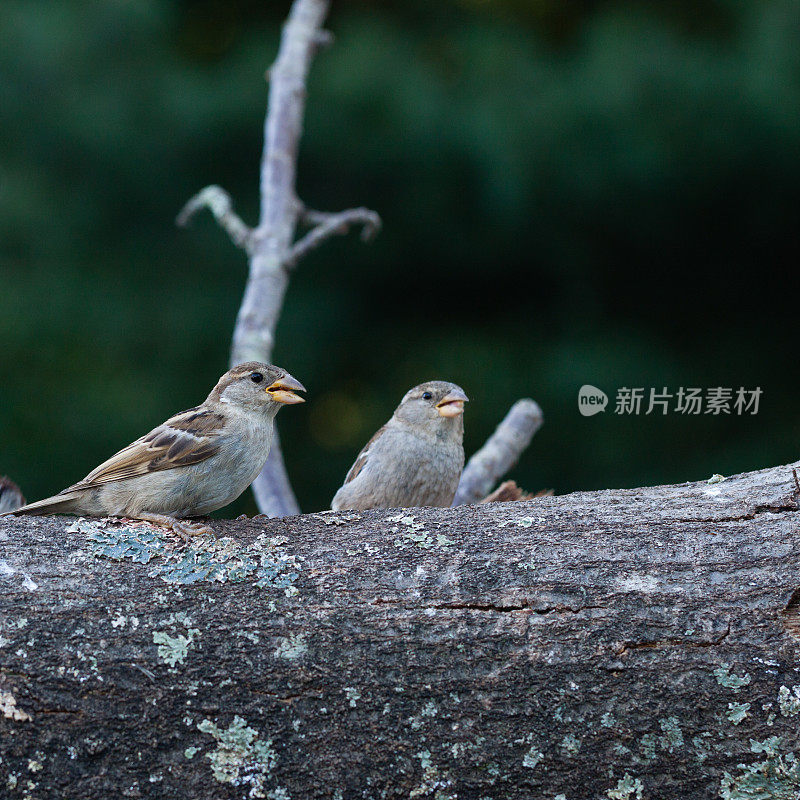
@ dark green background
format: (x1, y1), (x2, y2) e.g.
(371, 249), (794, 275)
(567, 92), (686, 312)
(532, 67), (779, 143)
(1, 0), (798, 515)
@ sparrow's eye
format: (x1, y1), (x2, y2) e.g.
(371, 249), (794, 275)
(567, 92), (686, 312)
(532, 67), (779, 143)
(250, 372), (264, 384)
(422, 391), (433, 400)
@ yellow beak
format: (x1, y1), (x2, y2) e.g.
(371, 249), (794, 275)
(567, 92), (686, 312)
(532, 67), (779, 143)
(436, 388), (468, 418)
(266, 373), (306, 404)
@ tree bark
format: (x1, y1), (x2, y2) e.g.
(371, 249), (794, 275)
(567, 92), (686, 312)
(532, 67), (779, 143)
(2, 462), (800, 799)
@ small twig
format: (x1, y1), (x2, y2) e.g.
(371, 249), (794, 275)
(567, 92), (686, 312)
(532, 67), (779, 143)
(176, 185), (254, 254)
(479, 481), (553, 503)
(285, 207), (382, 269)
(453, 399), (544, 506)
(130, 662), (156, 682)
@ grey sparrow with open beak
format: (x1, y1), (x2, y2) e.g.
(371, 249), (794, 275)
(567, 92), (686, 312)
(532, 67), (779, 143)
(331, 381), (467, 511)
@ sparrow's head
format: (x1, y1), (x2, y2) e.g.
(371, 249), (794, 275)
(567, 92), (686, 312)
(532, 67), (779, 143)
(395, 381), (468, 428)
(210, 362), (306, 414)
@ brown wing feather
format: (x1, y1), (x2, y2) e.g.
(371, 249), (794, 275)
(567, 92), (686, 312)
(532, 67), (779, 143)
(64, 407), (225, 491)
(343, 424), (387, 485)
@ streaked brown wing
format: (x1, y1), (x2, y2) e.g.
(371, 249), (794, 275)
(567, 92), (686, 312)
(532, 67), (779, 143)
(343, 424), (387, 485)
(67, 407), (225, 490)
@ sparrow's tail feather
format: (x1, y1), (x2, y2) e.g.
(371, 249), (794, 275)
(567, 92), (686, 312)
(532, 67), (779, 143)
(6, 493), (81, 517)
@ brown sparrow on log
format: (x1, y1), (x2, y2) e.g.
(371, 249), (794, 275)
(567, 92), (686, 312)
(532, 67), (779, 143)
(4, 363), (305, 536)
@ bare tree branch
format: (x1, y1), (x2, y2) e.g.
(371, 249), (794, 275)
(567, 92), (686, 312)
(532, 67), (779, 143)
(176, 185), (253, 254)
(178, 0), (379, 518)
(286, 207), (382, 268)
(0, 476), (25, 514)
(453, 398), (544, 506)
(236, 0), (332, 517)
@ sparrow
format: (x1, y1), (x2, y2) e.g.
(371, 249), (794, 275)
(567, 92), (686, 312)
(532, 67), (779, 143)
(0, 476), (25, 514)
(3, 362), (305, 536)
(331, 381), (467, 511)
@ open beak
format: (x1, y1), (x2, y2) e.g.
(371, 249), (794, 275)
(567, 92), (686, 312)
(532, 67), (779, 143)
(266, 373), (306, 404)
(436, 388), (468, 418)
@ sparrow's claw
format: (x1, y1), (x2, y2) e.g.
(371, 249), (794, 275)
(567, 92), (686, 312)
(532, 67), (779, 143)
(135, 513), (213, 542)
(172, 519), (214, 542)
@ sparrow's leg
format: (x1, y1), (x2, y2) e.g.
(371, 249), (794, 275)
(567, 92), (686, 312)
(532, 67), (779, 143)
(133, 512), (213, 542)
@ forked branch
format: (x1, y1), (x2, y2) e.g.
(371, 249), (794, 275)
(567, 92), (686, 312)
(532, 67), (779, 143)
(287, 207), (382, 269)
(178, 0), (381, 517)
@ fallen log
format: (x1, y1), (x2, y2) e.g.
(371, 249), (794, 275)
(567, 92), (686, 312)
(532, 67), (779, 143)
(1, 461), (799, 799)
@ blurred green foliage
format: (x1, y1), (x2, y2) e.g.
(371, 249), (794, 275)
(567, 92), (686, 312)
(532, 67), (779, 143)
(1, 0), (798, 514)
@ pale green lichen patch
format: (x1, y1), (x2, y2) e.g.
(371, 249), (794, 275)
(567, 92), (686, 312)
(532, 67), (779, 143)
(344, 687), (361, 707)
(388, 514), (453, 549)
(153, 631), (196, 667)
(714, 663), (752, 691)
(777, 686), (800, 717)
(26, 752), (44, 773)
(153, 613), (200, 667)
(606, 773), (644, 799)
(727, 702), (751, 725)
(313, 511), (361, 526)
(719, 700), (800, 799)
(184, 746), (199, 759)
(71, 518), (167, 563)
(639, 733), (656, 762)
(693, 733), (713, 762)
(720, 749), (800, 799)
(497, 515), (543, 529)
(408, 748), (455, 800)
(751, 737), (784, 756)
(658, 717), (684, 752)
(274, 633), (307, 660)
(522, 746), (543, 769)
(80, 519), (301, 593)
(408, 700), (438, 730)
(560, 733), (581, 755)
(197, 716), (276, 798)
